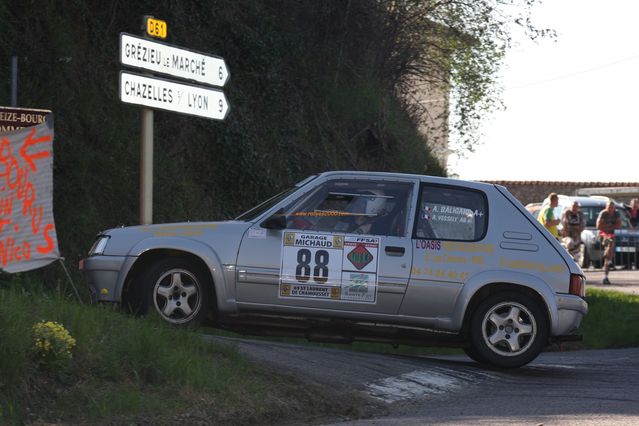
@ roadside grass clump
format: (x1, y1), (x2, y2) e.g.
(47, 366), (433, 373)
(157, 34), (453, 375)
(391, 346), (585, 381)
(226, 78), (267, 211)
(0, 286), (369, 425)
(580, 288), (639, 349)
(0, 287), (240, 424)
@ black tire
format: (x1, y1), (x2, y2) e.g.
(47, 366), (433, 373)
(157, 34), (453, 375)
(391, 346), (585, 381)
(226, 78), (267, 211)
(463, 346), (486, 364)
(140, 258), (211, 327)
(469, 291), (548, 368)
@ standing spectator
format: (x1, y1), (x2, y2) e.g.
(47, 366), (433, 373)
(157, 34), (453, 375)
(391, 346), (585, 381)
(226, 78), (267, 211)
(596, 201), (621, 284)
(561, 201), (585, 261)
(538, 193), (560, 239)
(629, 198), (639, 228)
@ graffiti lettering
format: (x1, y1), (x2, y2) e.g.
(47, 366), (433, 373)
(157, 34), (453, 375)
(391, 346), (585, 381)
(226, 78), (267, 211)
(36, 224), (55, 254)
(0, 236), (31, 266)
(0, 127), (56, 269)
(20, 128), (52, 171)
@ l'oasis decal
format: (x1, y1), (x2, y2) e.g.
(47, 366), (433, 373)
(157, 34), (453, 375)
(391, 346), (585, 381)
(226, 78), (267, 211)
(280, 232), (379, 303)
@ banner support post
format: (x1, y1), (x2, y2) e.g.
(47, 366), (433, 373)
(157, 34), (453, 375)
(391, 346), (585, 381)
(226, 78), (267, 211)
(58, 258), (84, 305)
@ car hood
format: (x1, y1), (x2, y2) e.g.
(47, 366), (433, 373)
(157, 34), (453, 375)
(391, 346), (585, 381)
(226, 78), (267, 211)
(99, 221), (252, 261)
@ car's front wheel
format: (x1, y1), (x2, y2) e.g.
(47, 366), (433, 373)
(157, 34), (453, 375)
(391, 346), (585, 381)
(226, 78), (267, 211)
(140, 258), (211, 327)
(468, 291), (548, 368)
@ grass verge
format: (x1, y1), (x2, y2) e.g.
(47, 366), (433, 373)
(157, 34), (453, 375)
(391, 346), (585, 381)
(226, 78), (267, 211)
(0, 287), (374, 425)
(580, 288), (639, 349)
(2, 286), (636, 424)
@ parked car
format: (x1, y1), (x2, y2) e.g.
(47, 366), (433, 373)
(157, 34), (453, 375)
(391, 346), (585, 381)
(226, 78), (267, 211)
(525, 202), (542, 218)
(538, 195), (639, 269)
(80, 171), (587, 368)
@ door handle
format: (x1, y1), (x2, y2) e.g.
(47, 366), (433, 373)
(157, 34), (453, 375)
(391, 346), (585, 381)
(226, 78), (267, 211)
(385, 246), (405, 256)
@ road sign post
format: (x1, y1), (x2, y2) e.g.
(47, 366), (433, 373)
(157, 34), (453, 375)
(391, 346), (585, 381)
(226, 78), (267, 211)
(140, 102), (153, 225)
(119, 18), (230, 225)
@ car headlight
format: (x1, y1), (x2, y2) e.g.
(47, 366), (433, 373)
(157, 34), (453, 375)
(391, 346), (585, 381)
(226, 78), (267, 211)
(88, 235), (110, 256)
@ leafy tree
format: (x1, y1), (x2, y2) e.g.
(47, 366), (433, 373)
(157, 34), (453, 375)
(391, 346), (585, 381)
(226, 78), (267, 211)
(361, 0), (555, 155)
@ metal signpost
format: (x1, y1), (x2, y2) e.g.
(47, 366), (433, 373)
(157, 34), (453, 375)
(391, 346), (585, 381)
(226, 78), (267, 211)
(118, 17), (230, 225)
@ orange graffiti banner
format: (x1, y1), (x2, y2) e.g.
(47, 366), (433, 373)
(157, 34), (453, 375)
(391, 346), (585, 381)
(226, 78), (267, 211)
(0, 114), (59, 272)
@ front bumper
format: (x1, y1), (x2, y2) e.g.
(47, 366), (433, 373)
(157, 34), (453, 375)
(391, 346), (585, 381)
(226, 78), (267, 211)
(554, 294), (588, 336)
(79, 255), (134, 303)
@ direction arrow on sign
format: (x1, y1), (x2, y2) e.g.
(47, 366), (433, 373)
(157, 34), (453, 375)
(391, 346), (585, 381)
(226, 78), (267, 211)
(119, 71), (230, 120)
(119, 33), (230, 87)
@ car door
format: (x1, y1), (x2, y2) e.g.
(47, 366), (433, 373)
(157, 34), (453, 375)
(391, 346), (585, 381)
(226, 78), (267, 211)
(400, 182), (489, 320)
(235, 175), (417, 315)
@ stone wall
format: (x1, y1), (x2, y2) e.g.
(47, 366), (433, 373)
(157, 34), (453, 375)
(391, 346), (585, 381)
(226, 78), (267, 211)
(482, 181), (639, 206)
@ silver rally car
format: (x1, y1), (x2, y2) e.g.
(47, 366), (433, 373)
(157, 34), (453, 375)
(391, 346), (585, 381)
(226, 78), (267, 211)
(81, 171), (587, 368)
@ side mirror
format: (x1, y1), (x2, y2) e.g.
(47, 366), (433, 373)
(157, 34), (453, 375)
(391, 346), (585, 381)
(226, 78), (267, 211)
(260, 209), (287, 230)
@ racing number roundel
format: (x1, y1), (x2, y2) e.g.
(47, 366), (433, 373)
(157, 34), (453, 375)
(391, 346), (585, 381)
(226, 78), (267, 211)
(279, 232), (379, 303)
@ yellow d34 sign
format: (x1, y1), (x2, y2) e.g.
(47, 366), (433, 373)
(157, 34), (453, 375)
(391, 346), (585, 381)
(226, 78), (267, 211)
(146, 17), (167, 39)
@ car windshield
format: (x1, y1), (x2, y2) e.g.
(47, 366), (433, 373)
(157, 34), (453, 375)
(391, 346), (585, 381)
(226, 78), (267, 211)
(235, 175), (318, 221)
(235, 186), (299, 221)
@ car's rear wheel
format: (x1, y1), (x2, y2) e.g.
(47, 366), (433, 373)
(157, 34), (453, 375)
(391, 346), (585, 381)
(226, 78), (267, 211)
(141, 258), (211, 327)
(469, 291), (548, 368)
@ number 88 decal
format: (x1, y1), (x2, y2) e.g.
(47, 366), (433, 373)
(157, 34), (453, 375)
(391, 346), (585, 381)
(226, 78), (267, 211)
(295, 249), (329, 283)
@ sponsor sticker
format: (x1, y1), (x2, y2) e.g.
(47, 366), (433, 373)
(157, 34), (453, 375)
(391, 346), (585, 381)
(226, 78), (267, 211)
(279, 232), (379, 303)
(341, 272), (377, 302)
(248, 228), (267, 239)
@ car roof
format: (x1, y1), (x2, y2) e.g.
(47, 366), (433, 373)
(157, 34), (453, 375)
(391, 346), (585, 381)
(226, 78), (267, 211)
(546, 194), (622, 208)
(317, 170), (497, 191)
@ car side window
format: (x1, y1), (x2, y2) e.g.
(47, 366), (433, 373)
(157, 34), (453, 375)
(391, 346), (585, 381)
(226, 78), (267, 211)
(283, 179), (413, 237)
(414, 184), (487, 241)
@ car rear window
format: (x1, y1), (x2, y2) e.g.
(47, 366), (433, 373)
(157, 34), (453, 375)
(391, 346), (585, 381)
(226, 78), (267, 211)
(414, 184), (488, 241)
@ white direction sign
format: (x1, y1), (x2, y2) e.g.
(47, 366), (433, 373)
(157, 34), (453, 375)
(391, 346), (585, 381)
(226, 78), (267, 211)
(119, 71), (230, 120)
(119, 33), (229, 87)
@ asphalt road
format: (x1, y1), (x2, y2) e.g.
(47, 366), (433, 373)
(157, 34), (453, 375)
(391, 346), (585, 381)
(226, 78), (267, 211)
(583, 268), (639, 294)
(207, 270), (639, 425)
(208, 336), (639, 426)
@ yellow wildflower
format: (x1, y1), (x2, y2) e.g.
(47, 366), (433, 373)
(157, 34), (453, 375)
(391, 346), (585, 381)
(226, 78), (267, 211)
(32, 320), (76, 368)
